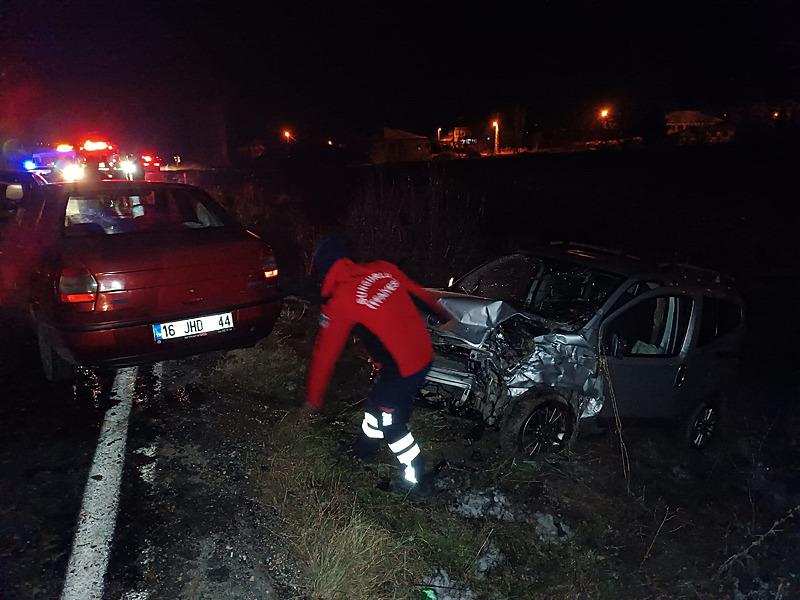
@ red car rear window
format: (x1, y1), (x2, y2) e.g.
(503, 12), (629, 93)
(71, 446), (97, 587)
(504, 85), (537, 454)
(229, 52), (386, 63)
(63, 187), (232, 236)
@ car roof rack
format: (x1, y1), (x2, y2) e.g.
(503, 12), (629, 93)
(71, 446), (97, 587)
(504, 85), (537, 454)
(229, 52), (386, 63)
(549, 240), (641, 260)
(657, 262), (733, 284)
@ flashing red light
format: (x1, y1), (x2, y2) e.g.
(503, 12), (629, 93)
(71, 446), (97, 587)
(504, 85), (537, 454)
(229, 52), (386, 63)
(83, 140), (109, 151)
(142, 155), (153, 162)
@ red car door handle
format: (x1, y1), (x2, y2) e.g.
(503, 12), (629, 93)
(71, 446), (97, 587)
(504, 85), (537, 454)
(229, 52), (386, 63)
(674, 364), (688, 387)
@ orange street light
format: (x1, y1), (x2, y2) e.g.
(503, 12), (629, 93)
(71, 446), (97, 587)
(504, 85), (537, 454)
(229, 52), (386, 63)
(599, 108), (610, 119)
(327, 139), (334, 146)
(282, 129), (293, 141)
(773, 111), (780, 119)
(492, 120), (499, 154)
(437, 127), (442, 140)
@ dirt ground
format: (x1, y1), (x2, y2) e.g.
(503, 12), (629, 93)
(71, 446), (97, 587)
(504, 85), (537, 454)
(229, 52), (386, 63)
(190, 298), (800, 599)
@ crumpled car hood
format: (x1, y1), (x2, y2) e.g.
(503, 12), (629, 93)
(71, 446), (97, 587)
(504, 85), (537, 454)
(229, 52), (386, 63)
(426, 289), (531, 347)
(423, 289), (604, 421)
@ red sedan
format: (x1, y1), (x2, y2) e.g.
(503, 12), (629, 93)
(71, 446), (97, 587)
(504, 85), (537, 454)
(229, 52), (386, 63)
(2, 180), (281, 380)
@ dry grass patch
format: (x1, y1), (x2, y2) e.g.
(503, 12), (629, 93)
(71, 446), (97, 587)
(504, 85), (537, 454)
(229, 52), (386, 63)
(258, 413), (423, 599)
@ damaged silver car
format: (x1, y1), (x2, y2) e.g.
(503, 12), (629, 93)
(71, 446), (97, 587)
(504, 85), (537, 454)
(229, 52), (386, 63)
(421, 243), (744, 456)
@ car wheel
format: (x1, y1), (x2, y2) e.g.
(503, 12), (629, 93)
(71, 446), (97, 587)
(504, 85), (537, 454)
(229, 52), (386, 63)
(37, 326), (74, 383)
(683, 397), (724, 450)
(500, 391), (576, 458)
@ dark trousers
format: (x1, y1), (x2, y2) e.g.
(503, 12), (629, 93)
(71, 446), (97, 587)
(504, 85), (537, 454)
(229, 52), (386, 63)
(353, 364), (430, 484)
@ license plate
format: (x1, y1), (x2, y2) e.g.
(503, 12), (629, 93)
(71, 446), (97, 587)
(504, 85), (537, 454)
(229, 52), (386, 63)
(152, 312), (233, 342)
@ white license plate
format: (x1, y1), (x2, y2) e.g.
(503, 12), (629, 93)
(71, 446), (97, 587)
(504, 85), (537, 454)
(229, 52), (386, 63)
(152, 312), (233, 342)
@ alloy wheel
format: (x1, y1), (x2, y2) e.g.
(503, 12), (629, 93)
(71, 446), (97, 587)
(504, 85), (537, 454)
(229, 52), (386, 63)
(690, 405), (718, 449)
(519, 402), (570, 457)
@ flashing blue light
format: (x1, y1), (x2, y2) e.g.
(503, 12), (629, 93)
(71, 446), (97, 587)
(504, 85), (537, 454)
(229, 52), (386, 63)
(23, 160), (37, 171)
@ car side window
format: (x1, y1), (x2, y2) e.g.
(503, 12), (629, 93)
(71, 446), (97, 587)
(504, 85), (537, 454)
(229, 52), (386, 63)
(606, 280), (662, 315)
(603, 295), (693, 358)
(697, 296), (742, 346)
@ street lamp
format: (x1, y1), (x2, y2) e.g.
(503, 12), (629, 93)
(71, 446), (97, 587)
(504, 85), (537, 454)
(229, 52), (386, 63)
(492, 120), (499, 155)
(598, 108), (611, 130)
(282, 129), (293, 142)
(437, 127), (442, 141)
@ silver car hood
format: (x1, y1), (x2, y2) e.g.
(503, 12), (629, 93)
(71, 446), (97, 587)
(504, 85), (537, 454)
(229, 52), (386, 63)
(426, 289), (527, 347)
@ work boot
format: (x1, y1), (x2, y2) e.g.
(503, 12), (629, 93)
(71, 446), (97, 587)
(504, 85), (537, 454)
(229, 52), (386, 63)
(391, 470), (437, 498)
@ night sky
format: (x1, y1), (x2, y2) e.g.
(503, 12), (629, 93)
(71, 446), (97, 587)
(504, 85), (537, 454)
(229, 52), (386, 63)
(2, 0), (799, 155)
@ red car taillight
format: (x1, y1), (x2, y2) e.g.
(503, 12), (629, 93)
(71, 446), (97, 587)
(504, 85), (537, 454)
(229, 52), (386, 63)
(58, 266), (98, 305)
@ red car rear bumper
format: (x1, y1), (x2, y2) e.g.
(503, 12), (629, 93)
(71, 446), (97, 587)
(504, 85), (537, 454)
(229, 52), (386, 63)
(47, 299), (283, 368)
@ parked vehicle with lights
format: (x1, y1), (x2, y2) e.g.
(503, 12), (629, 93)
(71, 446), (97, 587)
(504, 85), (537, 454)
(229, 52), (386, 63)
(77, 139), (121, 180)
(26, 144), (84, 182)
(139, 152), (163, 172)
(1, 180), (282, 381)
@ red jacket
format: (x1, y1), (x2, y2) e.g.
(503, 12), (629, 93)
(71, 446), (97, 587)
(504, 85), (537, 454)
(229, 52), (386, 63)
(306, 258), (449, 411)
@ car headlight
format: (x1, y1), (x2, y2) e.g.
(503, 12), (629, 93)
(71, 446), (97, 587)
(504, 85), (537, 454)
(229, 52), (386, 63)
(62, 164), (85, 181)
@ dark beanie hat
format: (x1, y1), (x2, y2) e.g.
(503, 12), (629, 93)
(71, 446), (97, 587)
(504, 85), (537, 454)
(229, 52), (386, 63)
(312, 237), (349, 278)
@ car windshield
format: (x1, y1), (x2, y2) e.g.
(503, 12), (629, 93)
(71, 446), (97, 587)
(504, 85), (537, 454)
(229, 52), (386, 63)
(63, 187), (233, 236)
(455, 253), (624, 326)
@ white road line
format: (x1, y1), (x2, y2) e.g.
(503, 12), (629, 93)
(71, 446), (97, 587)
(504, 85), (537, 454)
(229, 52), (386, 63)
(60, 367), (138, 600)
(151, 362), (163, 398)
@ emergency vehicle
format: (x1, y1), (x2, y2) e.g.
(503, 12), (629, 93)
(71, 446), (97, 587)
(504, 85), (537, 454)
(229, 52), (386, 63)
(26, 138), (138, 181)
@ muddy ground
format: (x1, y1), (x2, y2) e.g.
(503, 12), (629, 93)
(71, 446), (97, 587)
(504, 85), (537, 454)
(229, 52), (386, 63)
(1, 298), (799, 599)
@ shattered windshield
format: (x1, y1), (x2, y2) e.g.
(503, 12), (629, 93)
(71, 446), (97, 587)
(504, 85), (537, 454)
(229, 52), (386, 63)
(456, 253), (624, 326)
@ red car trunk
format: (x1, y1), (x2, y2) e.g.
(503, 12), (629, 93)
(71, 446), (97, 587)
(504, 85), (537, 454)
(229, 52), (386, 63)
(57, 228), (273, 328)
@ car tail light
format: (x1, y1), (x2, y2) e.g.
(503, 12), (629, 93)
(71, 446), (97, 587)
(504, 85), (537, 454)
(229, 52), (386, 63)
(262, 250), (279, 280)
(59, 266), (98, 305)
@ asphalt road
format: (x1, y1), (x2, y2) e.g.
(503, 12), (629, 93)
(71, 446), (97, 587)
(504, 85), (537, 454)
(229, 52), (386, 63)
(0, 319), (299, 600)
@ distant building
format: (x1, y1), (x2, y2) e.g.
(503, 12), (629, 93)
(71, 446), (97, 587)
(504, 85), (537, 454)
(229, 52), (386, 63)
(666, 110), (735, 144)
(440, 127), (477, 147)
(369, 128), (431, 164)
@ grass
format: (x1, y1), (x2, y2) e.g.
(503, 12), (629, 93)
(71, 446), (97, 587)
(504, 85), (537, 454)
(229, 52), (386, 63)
(256, 412), (423, 599)
(249, 399), (632, 600)
(217, 309), (617, 598)
(204, 305), (770, 599)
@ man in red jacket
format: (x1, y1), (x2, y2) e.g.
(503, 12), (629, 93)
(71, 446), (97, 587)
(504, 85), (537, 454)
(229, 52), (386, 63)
(306, 238), (451, 494)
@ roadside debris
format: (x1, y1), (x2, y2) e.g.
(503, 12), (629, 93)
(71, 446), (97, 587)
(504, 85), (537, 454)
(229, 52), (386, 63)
(448, 487), (514, 521)
(422, 568), (479, 600)
(475, 541), (504, 577)
(532, 512), (574, 544)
